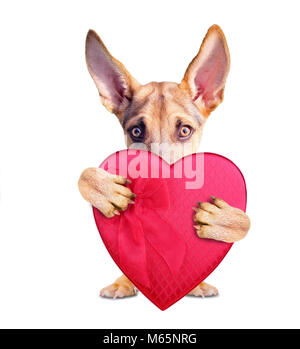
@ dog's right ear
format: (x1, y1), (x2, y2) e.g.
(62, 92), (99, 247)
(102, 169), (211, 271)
(85, 30), (140, 117)
(180, 25), (230, 117)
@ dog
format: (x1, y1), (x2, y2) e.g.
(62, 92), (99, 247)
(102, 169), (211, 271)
(78, 25), (250, 298)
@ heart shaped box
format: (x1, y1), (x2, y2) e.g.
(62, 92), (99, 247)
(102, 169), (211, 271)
(93, 150), (247, 310)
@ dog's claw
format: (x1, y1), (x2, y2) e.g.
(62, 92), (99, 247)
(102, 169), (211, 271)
(193, 196), (250, 242)
(100, 278), (137, 299)
(188, 282), (219, 297)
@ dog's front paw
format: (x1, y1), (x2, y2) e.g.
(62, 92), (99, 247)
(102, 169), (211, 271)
(188, 282), (218, 297)
(100, 275), (138, 299)
(193, 197), (250, 243)
(78, 167), (135, 218)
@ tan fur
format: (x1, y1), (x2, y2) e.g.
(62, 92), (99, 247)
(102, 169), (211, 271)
(78, 168), (134, 218)
(181, 25), (230, 116)
(122, 81), (204, 163)
(85, 30), (140, 115)
(194, 198), (250, 243)
(188, 282), (218, 297)
(79, 25), (250, 299)
(100, 275), (138, 298)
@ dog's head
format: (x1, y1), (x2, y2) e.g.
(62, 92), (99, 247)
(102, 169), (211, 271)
(86, 25), (230, 163)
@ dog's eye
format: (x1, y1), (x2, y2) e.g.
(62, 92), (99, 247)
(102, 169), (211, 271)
(178, 125), (193, 139)
(128, 124), (145, 142)
(131, 127), (142, 138)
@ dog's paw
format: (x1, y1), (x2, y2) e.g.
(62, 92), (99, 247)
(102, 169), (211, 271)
(193, 197), (250, 243)
(100, 284), (137, 298)
(188, 282), (218, 297)
(78, 167), (135, 218)
(100, 275), (138, 299)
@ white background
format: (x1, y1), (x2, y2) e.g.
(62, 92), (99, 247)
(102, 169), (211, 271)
(0, 0), (300, 329)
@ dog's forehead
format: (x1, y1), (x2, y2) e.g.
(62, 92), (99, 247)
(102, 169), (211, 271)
(123, 82), (202, 126)
(135, 82), (186, 110)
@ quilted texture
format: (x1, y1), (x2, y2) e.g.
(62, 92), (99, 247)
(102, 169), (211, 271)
(93, 150), (247, 310)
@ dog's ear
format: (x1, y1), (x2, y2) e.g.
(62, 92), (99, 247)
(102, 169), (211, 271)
(85, 30), (140, 117)
(180, 25), (230, 116)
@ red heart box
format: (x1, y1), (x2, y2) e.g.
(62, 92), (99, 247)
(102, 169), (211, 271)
(93, 150), (247, 310)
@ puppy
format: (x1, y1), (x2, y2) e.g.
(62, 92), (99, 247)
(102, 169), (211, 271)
(78, 25), (250, 298)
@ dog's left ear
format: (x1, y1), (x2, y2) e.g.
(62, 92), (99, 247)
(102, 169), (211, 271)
(180, 25), (230, 116)
(85, 30), (140, 119)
